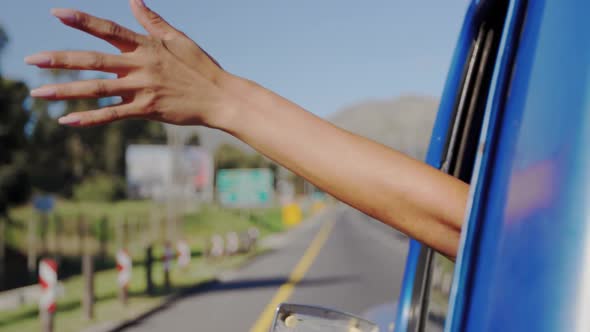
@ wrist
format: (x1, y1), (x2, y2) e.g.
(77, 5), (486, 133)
(208, 72), (267, 135)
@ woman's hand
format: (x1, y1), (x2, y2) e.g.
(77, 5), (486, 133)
(26, 0), (236, 128)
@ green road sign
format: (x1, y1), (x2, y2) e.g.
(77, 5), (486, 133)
(216, 168), (274, 207)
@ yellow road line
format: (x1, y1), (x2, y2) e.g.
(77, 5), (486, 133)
(249, 220), (335, 332)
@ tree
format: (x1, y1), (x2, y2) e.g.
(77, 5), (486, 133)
(0, 27), (32, 289)
(186, 134), (200, 146)
(214, 144), (277, 170)
(0, 24), (31, 207)
(214, 144), (250, 170)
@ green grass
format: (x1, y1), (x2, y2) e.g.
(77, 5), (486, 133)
(0, 202), (285, 332)
(181, 206), (283, 252)
(0, 252), (258, 332)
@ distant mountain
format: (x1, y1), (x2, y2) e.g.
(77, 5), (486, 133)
(188, 95), (439, 161)
(328, 95), (439, 160)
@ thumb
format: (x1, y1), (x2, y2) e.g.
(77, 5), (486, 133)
(129, 0), (179, 39)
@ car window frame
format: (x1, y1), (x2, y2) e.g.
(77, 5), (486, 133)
(404, 1), (514, 331)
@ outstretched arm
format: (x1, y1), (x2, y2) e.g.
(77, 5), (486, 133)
(227, 82), (468, 257)
(26, 0), (468, 258)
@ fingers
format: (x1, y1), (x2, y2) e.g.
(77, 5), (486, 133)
(25, 51), (137, 73)
(129, 0), (180, 39)
(51, 8), (145, 52)
(58, 103), (136, 127)
(30, 78), (137, 100)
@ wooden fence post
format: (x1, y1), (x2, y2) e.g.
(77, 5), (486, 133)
(123, 217), (129, 250)
(116, 217), (123, 252)
(77, 214), (85, 258)
(98, 216), (109, 262)
(80, 216), (94, 320)
(82, 253), (94, 320)
(27, 213), (37, 282)
(145, 246), (154, 295)
(135, 217), (141, 243)
(163, 242), (173, 292)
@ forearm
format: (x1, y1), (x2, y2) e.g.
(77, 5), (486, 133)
(217, 75), (468, 257)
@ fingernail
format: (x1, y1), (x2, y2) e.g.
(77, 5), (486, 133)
(30, 87), (56, 98)
(135, 0), (146, 7)
(51, 8), (76, 24)
(24, 54), (52, 66)
(58, 115), (81, 126)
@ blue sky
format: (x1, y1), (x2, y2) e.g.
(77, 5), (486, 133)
(0, 0), (469, 117)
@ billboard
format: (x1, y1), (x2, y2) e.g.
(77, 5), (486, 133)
(216, 168), (274, 208)
(126, 145), (213, 201)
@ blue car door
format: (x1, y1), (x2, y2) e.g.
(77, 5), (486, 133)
(396, 0), (590, 331)
(447, 0), (590, 331)
(395, 0), (523, 330)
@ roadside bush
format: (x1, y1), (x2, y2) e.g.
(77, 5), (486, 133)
(73, 174), (126, 202)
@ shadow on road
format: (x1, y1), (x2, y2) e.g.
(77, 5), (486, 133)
(115, 275), (359, 331)
(185, 275), (359, 296)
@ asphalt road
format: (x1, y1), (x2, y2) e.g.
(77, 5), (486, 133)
(122, 205), (409, 331)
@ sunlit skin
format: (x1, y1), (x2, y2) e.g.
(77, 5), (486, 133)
(25, 0), (469, 258)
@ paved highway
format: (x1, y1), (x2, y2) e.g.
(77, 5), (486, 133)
(122, 205), (409, 331)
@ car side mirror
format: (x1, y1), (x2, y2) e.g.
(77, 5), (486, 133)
(270, 303), (379, 332)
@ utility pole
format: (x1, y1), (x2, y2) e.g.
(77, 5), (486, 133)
(165, 125), (188, 244)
